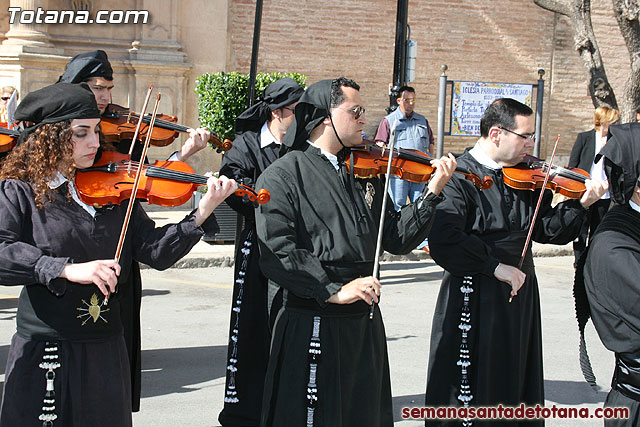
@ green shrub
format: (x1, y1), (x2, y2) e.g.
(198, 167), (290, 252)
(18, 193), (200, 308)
(195, 71), (307, 143)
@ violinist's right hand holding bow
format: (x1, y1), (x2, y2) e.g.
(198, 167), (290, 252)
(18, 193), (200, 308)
(426, 153), (457, 196)
(327, 276), (381, 305)
(60, 259), (122, 297)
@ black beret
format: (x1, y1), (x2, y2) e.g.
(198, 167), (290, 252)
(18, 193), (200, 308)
(57, 50), (113, 84)
(15, 83), (101, 143)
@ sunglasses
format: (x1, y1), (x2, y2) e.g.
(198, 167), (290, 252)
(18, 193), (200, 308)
(337, 105), (366, 120)
(1, 97), (10, 101)
(398, 98), (416, 104)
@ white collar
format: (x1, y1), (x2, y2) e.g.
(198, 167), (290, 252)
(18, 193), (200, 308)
(307, 140), (339, 171)
(630, 200), (640, 214)
(48, 171), (96, 217)
(48, 171), (67, 189)
(469, 141), (502, 170)
(260, 121), (281, 148)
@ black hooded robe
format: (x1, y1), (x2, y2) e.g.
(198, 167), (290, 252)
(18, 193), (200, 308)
(425, 151), (587, 426)
(0, 180), (214, 427)
(255, 143), (443, 427)
(217, 129), (280, 426)
(583, 206), (640, 426)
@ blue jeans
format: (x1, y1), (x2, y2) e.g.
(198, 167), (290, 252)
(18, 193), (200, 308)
(388, 175), (425, 211)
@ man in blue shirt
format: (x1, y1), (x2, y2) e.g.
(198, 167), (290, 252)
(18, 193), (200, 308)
(374, 86), (434, 211)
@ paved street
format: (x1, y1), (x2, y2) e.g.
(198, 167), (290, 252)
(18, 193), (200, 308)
(0, 256), (613, 426)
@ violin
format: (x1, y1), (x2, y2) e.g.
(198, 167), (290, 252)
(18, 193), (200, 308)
(0, 124), (20, 153)
(74, 151), (270, 208)
(349, 141), (494, 190)
(502, 155), (590, 199)
(101, 104), (232, 152)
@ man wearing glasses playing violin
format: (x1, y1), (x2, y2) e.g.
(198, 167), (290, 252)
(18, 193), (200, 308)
(424, 98), (608, 426)
(255, 77), (456, 427)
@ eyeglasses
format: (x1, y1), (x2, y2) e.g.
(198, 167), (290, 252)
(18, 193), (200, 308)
(0, 97), (10, 101)
(337, 105), (366, 120)
(499, 127), (535, 142)
(398, 98), (416, 104)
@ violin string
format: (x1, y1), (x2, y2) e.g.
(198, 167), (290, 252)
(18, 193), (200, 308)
(112, 162), (258, 196)
(128, 112), (191, 133)
(530, 160), (587, 183)
(555, 166), (587, 182)
(143, 166), (208, 184)
(114, 162), (224, 186)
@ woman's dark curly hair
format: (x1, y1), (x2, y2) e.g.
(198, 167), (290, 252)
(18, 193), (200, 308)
(0, 121), (74, 208)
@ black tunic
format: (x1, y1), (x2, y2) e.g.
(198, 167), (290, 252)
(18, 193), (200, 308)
(584, 205), (640, 426)
(255, 143), (443, 427)
(425, 149), (587, 426)
(217, 128), (279, 426)
(0, 178), (211, 426)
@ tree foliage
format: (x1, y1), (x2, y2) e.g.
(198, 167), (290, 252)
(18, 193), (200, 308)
(195, 71), (307, 142)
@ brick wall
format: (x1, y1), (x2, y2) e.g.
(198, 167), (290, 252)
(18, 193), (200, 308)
(229, 0), (628, 164)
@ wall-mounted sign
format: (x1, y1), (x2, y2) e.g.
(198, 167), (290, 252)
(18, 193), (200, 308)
(451, 81), (533, 136)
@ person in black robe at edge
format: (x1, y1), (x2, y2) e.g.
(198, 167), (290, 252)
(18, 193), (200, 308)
(424, 98), (608, 426)
(0, 83), (238, 426)
(568, 106), (620, 267)
(57, 49), (212, 412)
(579, 123), (640, 426)
(255, 77), (457, 427)
(217, 77), (304, 427)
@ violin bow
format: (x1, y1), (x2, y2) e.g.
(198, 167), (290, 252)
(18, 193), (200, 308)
(370, 121), (399, 320)
(510, 134), (560, 303)
(126, 85), (154, 175)
(104, 93), (162, 305)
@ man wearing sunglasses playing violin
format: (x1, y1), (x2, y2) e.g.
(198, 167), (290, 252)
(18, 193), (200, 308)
(255, 77), (456, 427)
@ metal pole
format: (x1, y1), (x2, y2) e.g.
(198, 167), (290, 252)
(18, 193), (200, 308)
(388, 0), (409, 112)
(235, 0), (263, 247)
(534, 69), (545, 158)
(247, 0), (263, 107)
(436, 65), (448, 159)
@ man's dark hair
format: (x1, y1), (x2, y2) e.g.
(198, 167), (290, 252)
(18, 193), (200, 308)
(480, 98), (533, 137)
(330, 77), (360, 108)
(397, 85), (415, 96)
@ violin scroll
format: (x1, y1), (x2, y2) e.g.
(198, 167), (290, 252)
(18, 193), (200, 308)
(235, 185), (270, 205)
(209, 134), (233, 153)
(458, 168), (494, 190)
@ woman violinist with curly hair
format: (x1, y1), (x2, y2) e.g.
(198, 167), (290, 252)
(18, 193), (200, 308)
(0, 83), (237, 427)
